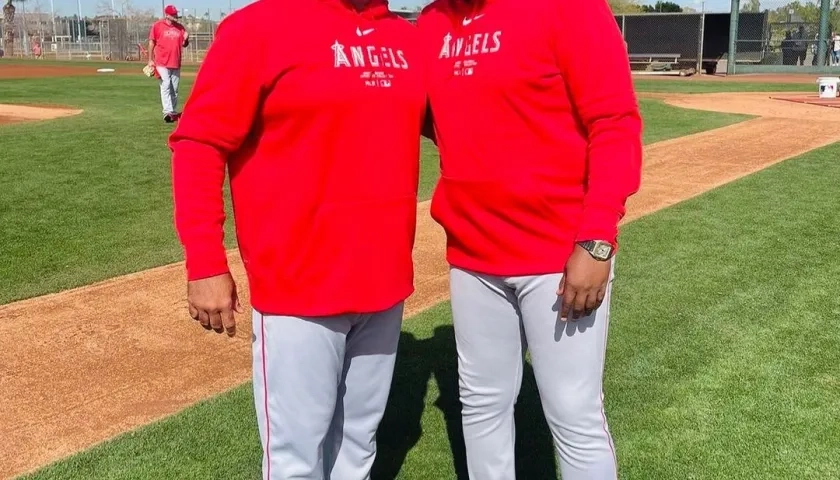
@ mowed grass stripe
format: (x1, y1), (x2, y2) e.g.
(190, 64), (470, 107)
(23, 136), (840, 480)
(0, 75), (746, 304)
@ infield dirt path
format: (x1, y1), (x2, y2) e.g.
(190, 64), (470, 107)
(0, 104), (82, 126)
(3, 92), (840, 479)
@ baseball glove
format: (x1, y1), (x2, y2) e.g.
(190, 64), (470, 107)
(142, 64), (156, 78)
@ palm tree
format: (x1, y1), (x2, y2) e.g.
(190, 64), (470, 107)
(3, 0), (15, 56)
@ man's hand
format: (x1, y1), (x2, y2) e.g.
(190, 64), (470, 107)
(558, 245), (611, 321)
(187, 273), (241, 336)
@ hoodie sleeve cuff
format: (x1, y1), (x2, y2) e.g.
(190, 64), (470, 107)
(184, 243), (231, 281)
(575, 204), (622, 247)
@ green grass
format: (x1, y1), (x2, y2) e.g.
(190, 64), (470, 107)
(606, 141), (840, 479)
(0, 57), (201, 72)
(0, 59), (815, 93)
(5, 67), (836, 479)
(0, 76), (197, 303)
(25, 140), (840, 480)
(640, 99), (747, 143)
(0, 75), (744, 304)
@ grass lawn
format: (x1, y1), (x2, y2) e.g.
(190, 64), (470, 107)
(1, 58), (812, 92)
(0, 75), (746, 304)
(0, 58), (201, 72)
(25, 133), (840, 480)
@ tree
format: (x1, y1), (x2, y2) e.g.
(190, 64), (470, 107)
(741, 0), (761, 12)
(641, 1), (683, 12)
(3, 0), (15, 56)
(609, 0), (643, 13)
(25, 0), (46, 42)
(767, 1), (820, 24)
(96, 0), (117, 17)
(118, 0), (154, 45)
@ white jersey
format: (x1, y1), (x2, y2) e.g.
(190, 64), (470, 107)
(833, 35), (840, 51)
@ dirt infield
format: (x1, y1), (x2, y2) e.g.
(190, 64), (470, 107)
(0, 104), (82, 125)
(0, 62), (187, 79)
(639, 72), (818, 84)
(0, 64), (111, 79)
(769, 94), (840, 109)
(3, 92), (840, 478)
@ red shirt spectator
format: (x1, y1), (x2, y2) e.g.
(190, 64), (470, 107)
(149, 9), (187, 69)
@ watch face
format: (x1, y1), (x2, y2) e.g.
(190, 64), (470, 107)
(593, 242), (613, 260)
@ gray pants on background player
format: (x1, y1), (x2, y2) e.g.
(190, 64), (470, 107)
(450, 267), (617, 480)
(155, 66), (180, 116)
(252, 304), (403, 480)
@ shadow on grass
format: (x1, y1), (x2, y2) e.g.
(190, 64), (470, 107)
(373, 325), (557, 479)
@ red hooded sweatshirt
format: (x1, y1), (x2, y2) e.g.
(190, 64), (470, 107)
(418, 0), (643, 276)
(170, 0), (425, 316)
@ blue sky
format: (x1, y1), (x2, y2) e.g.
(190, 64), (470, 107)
(41, 0), (423, 17)
(39, 0), (737, 18)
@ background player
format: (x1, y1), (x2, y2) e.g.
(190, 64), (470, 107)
(148, 5), (189, 123)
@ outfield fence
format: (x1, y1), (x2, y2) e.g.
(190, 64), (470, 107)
(0, 8), (421, 63)
(730, 0), (840, 73)
(613, 4), (840, 75)
(0, 13), (218, 62)
(4, 4), (839, 74)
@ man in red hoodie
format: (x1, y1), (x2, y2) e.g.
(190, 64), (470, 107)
(169, 0), (425, 478)
(419, 0), (642, 478)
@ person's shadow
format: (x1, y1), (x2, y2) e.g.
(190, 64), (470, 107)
(373, 325), (557, 479)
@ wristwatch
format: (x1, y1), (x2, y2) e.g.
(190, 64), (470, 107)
(577, 240), (614, 261)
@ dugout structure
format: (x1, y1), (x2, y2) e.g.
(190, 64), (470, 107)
(616, 12), (768, 75)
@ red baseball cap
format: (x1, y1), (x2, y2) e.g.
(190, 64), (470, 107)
(164, 5), (180, 17)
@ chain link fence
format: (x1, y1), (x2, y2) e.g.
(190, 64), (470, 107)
(733, 0), (840, 71)
(616, 11), (740, 75)
(1, 8), (424, 63)
(1, 11), (218, 63)
(614, 7), (834, 75)
(4, 4), (839, 73)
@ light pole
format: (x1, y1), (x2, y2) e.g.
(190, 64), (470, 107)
(77, 0), (83, 43)
(727, 0), (740, 74)
(49, 0), (55, 40)
(21, 0), (28, 55)
(817, 0), (830, 69)
(697, 0), (706, 73)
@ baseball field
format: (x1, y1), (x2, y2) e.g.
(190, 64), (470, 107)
(1, 62), (838, 479)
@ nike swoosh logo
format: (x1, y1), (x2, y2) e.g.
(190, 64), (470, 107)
(462, 14), (484, 26)
(356, 27), (375, 36)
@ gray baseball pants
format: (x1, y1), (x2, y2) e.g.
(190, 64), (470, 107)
(450, 267), (617, 480)
(251, 303), (403, 480)
(155, 66), (180, 115)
